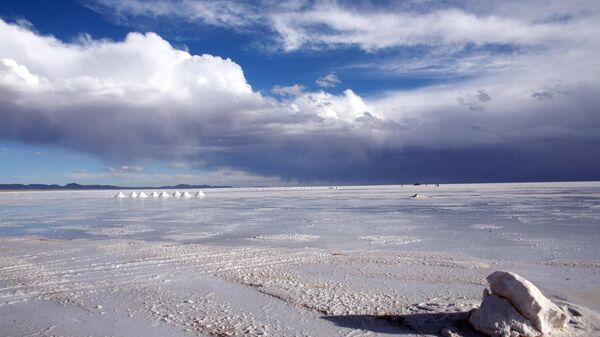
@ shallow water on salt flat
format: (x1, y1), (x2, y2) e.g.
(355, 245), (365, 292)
(1, 182), (599, 261)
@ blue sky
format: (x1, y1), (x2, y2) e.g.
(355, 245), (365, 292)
(0, 0), (599, 186)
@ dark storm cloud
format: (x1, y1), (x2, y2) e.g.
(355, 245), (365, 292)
(476, 90), (491, 102)
(531, 91), (553, 100)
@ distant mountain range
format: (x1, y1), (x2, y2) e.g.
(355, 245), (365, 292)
(0, 183), (231, 191)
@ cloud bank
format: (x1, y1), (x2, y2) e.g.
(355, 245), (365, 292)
(1, 4), (600, 184)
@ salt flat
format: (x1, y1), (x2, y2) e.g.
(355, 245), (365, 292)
(1, 183), (599, 336)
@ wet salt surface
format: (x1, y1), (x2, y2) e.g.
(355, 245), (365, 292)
(1, 182), (600, 261)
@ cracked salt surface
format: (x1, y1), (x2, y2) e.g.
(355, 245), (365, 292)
(1, 183), (600, 336)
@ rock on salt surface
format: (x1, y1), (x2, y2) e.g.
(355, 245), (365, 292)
(469, 294), (541, 337)
(487, 271), (569, 335)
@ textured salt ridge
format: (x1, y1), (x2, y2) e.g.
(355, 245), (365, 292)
(358, 235), (421, 245)
(1, 237), (598, 337)
(252, 234), (320, 242)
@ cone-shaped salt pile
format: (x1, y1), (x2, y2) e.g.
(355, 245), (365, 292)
(138, 192), (148, 198)
(195, 191), (205, 198)
(130, 192), (139, 198)
(182, 191), (192, 198)
(114, 192), (126, 198)
(173, 191), (182, 198)
(159, 191), (170, 198)
(151, 191), (159, 198)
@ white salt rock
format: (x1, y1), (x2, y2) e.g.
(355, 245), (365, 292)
(195, 191), (205, 198)
(129, 192), (138, 198)
(114, 192), (126, 198)
(159, 191), (170, 198)
(173, 191), (182, 198)
(470, 294), (540, 337)
(182, 191), (192, 198)
(138, 192), (148, 198)
(487, 271), (569, 335)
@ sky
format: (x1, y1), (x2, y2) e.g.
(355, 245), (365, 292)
(0, 0), (599, 187)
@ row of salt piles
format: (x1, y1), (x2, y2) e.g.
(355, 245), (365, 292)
(114, 191), (205, 199)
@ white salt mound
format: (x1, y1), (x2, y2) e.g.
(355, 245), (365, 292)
(159, 191), (170, 199)
(138, 192), (148, 198)
(469, 271), (570, 336)
(410, 194), (425, 198)
(114, 192), (126, 198)
(195, 191), (205, 198)
(129, 192), (138, 198)
(150, 191), (159, 198)
(173, 191), (182, 198)
(182, 191), (192, 198)
(487, 271), (569, 334)
(470, 293), (540, 337)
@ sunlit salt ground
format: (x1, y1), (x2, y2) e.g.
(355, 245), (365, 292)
(1, 182), (599, 260)
(1, 183), (600, 336)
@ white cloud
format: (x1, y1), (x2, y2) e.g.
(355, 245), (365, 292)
(291, 89), (370, 121)
(0, 20), (253, 97)
(272, 84), (304, 97)
(104, 165), (143, 173)
(271, 6), (600, 52)
(315, 73), (340, 88)
(168, 162), (190, 169)
(86, 0), (600, 52)
(87, 0), (260, 29)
